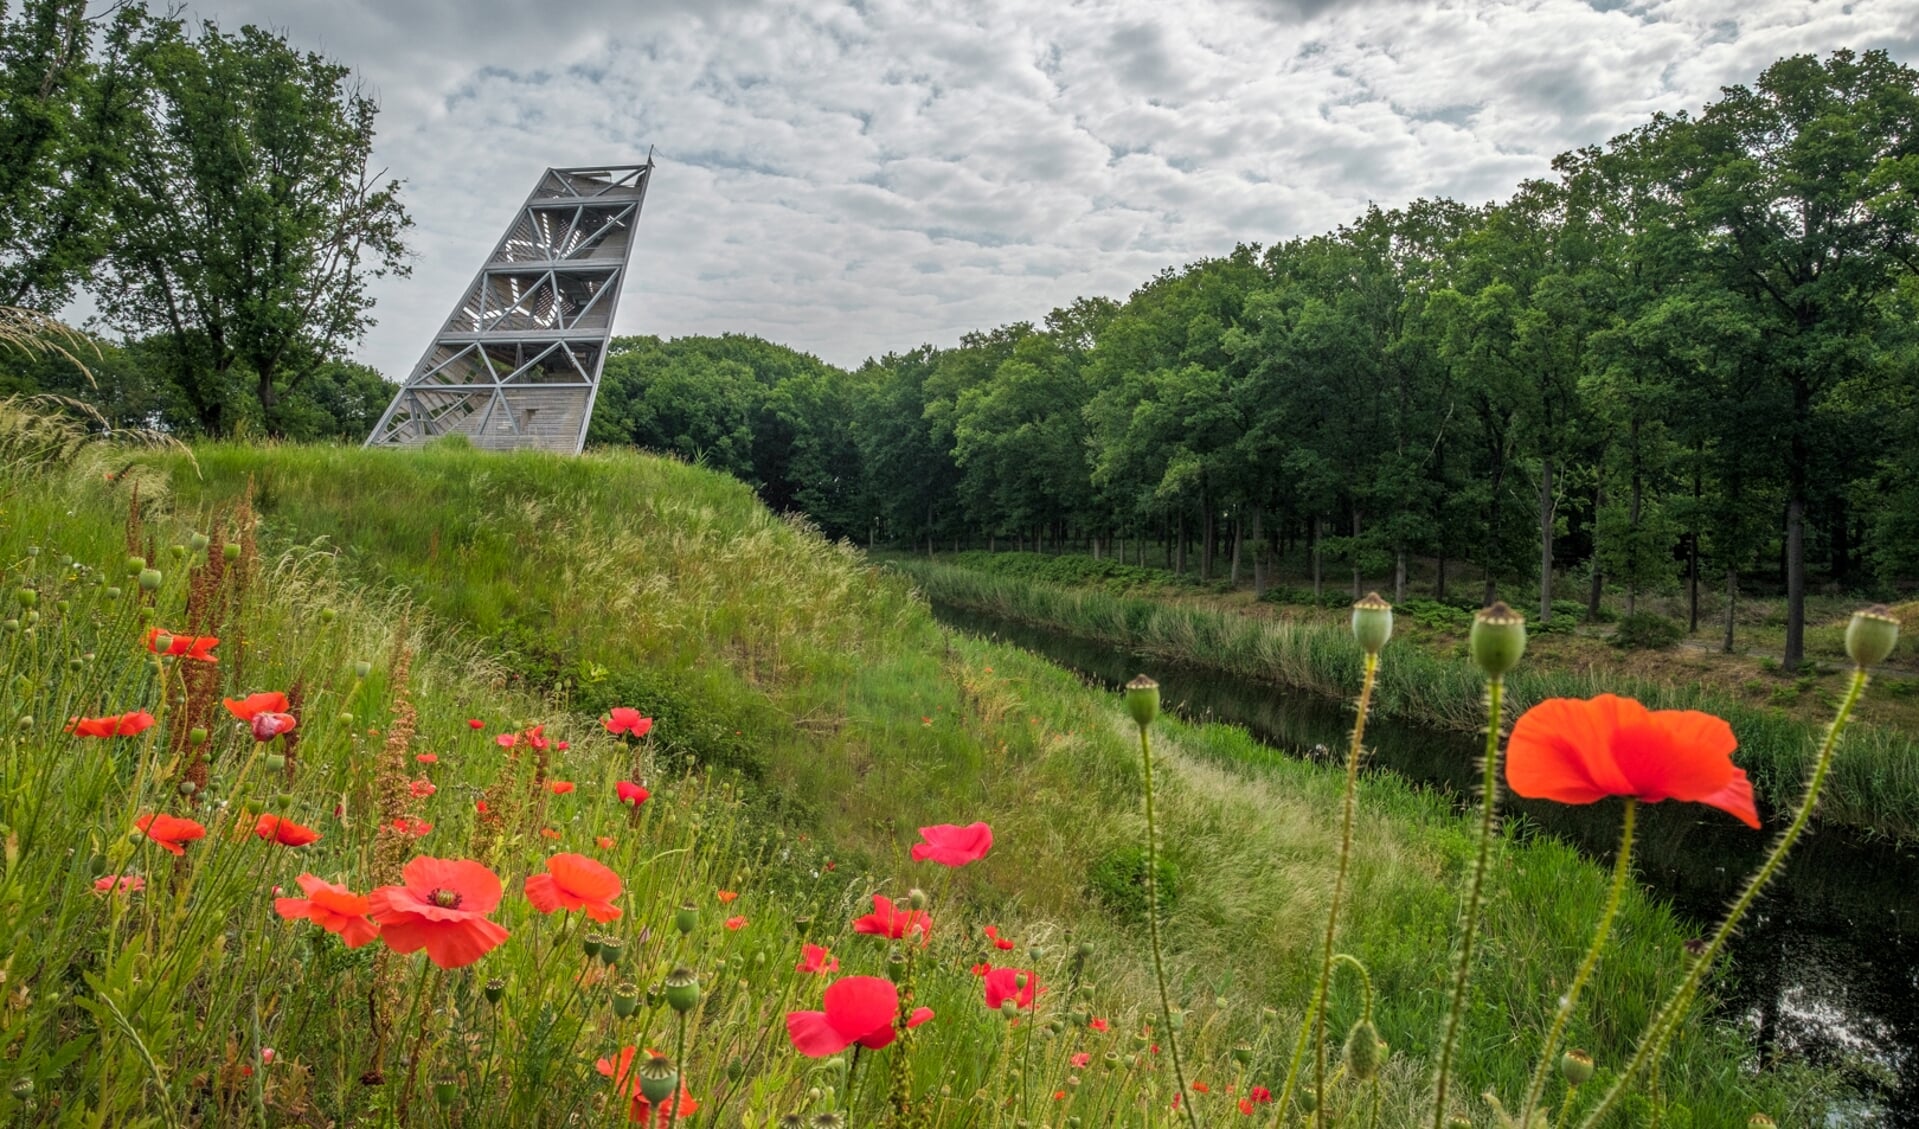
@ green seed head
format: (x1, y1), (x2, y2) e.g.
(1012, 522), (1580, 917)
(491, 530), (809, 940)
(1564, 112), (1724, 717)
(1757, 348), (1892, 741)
(264, 753), (286, 772)
(483, 977), (505, 1004)
(1343, 1019), (1381, 1081)
(1469, 601), (1528, 678)
(638, 1053), (678, 1104)
(1748, 1116), (1776, 1128)
(1560, 1048), (1594, 1086)
(663, 967), (699, 1012)
(320, 608), (338, 624)
(1351, 592), (1393, 654)
(907, 887), (927, 911)
(1231, 1044), (1252, 1065)
(597, 936), (623, 965)
(125, 555), (145, 577)
(168, 545), (185, 560)
(138, 568), (162, 592)
(222, 543), (241, 562)
(353, 660), (371, 679)
(189, 533), (210, 552)
(104, 586), (121, 600)
(1124, 675), (1160, 728)
(582, 933), (603, 959)
(432, 1080), (458, 1105)
(152, 633), (172, 653)
(188, 727), (208, 746)
(14, 588), (35, 609)
(1845, 605), (1900, 668)
(675, 903), (697, 935)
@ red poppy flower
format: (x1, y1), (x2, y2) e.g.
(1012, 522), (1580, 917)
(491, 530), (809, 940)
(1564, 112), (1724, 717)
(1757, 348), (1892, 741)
(146, 627), (219, 662)
(1249, 1086), (1273, 1103)
(548, 781), (574, 795)
(796, 943), (839, 974)
(616, 781), (650, 807)
(391, 818), (433, 838)
(135, 812), (205, 855)
(527, 725), (548, 751)
(1506, 694), (1760, 828)
(786, 976), (935, 1056)
(223, 691), (288, 721)
(970, 961), (991, 977)
(596, 836), (616, 849)
(851, 894), (932, 944)
(984, 966), (1041, 1010)
(539, 827), (561, 840)
(524, 853), (623, 922)
(409, 779), (436, 798)
(496, 733), (517, 749)
(1070, 1052), (1091, 1068)
(467, 719), (485, 730)
(716, 890), (739, 904)
(253, 814), (321, 847)
(1239, 1099), (1255, 1115)
(605, 708), (653, 738)
(416, 753), (438, 764)
(94, 874), (144, 895)
(1192, 1081), (1210, 1093)
(984, 924), (1015, 951)
(1090, 1017), (1109, 1032)
(275, 873), (378, 947)
(368, 856), (510, 968)
(556, 740), (569, 751)
(910, 822), (993, 866)
(66, 711), (156, 738)
(724, 915), (747, 931)
(596, 1046), (699, 1125)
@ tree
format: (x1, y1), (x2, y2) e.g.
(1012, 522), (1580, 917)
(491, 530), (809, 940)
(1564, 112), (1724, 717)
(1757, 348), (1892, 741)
(94, 20), (409, 435)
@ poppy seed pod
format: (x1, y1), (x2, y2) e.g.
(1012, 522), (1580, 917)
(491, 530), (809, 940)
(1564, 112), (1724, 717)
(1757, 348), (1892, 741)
(638, 1054), (679, 1104)
(1231, 1044), (1252, 1065)
(223, 542), (241, 562)
(1351, 592), (1392, 654)
(1749, 1116), (1777, 1127)
(675, 903), (697, 935)
(152, 633), (173, 654)
(663, 967), (699, 1012)
(138, 568), (162, 592)
(1845, 605), (1900, 668)
(1298, 1090), (1317, 1113)
(189, 533), (209, 552)
(484, 978), (505, 1004)
(885, 950), (908, 983)
(1469, 601), (1527, 677)
(13, 588), (34, 609)
(1124, 675), (1160, 728)
(1445, 1116), (1472, 1129)
(188, 727), (207, 746)
(353, 661), (371, 679)
(999, 999), (1019, 1019)
(433, 1080), (458, 1104)
(582, 933), (603, 959)
(811, 1114), (846, 1129)
(597, 937), (624, 965)
(1559, 1048), (1594, 1086)
(124, 555), (145, 577)
(1343, 1019), (1381, 1081)
(105, 586), (121, 600)
(168, 545), (185, 560)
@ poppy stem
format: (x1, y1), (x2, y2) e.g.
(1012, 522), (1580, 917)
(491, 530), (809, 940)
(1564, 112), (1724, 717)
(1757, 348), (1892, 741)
(1312, 651), (1379, 1124)
(1516, 797), (1635, 1124)
(1574, 664), (1870, 1129)
(1430, 674), (1505, 1129)
(1136, 721), (1201, 1129)
(844, 1043), (863, 1113)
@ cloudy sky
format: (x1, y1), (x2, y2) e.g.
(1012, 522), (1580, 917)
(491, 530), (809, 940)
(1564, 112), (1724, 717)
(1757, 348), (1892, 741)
(178, 0), (1918, 379)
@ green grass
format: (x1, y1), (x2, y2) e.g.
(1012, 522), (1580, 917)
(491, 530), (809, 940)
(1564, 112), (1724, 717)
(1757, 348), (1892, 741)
(895, 558), (1919, 846)
(0, 420), (1850, 1126)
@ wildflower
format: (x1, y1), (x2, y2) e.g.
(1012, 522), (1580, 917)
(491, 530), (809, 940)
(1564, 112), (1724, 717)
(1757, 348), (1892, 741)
(1090, 1017), (1110, 1032)
(409, 779), (437, 798)
(725, 915), (747, 931)
(525, 853), (623, 922)
(134, 812), (205, 855)
(527, 724), (548, 751)
(1506, 694), (1760, 827)
(984, 967), (1040, 1011)
(596, 1046), (699, 1125)
(1192, 1081), (1210, 1093)
(223, 691), (296, 741)
(539, 827), (561, 840)
(367, 856), (510, 969)
(548, 781), (575, 795)
(274, 873), (378, 947)
(851, 894), (931, 944)
(616, 781), (650, 807)
(1239, 1099), (1255, 1115)
(910, 822), (993, 866)
(93, 874), (144, 895)
(145, 627), (219, 662)
(984, 924), (1015, 951)
(416, 753), (438, 765)
(970, 962), (991, 976)
(496, 733), (517, 748)
(392, 818), (433, 838)
(796, 943), (839, 974)
(1249, 1086), (1272, 1103)
(716, 890), (739, 904)
(597, 836), (616, 850)
(606, 708), (653, 738)
(786, 976), (934, 1056)
(253, 814), (321, 847)
(67, 711), (156, 738)
(468, 719), (485, 730)
(1071, 1052), (1091, 1068)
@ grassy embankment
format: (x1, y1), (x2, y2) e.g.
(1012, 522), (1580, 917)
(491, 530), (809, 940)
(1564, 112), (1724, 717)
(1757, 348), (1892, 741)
(0, 419), (1841, 1126)
(894, 553), (1919, 846)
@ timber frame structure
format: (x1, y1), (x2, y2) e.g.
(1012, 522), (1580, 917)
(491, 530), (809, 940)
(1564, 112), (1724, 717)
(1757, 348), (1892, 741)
(365, 160), (653, 454)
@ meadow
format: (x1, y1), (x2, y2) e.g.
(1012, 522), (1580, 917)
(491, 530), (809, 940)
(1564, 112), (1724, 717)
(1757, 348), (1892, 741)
(0, 413), (1854, 1126)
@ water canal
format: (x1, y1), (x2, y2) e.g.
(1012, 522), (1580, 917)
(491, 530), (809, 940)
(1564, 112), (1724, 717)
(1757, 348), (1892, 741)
(931, 602), (1919, 1124)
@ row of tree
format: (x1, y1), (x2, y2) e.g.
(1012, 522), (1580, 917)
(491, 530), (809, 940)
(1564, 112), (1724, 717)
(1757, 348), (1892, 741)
(1, 0), (408, 435)
(590, 50), (1919, 671)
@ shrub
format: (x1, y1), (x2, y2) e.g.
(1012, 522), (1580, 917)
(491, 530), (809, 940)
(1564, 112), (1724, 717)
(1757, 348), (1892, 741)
(1087, 842), (1180, 924)
(1613, 612), (1685, 651)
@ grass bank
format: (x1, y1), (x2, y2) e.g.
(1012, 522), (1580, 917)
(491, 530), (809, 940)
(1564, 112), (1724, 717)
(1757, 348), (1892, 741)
(0, 422), (1844, 1126)
(892, 558), (1919, 846)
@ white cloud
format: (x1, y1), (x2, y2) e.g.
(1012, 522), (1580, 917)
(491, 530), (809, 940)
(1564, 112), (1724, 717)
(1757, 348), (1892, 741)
(175, 0), (1919, 378)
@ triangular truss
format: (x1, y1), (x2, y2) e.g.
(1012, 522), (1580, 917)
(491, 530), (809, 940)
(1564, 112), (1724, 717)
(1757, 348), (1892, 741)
(366, 160), (653, 454)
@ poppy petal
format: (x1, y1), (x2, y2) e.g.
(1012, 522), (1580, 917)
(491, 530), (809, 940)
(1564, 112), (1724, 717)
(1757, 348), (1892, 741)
(1694, 767), (1762, 829)
(1506, 695), (1637, 804)
(1612, 717), (1734, 804)
(786, 1009), (853, 1057)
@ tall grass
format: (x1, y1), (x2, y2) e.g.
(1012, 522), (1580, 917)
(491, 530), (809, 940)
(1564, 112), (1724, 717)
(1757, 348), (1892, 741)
(895, 559), (1919, 844)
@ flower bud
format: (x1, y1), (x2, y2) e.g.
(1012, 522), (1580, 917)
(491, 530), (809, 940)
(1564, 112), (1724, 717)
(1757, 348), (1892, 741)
(138, 568), (162, 592)
(1845, 605), (1900, 668)
(223, 543), (241, 562)
(675, 903), (697, 935)
(612, 982), (641, 1017)
(907, 887), (927, 910)
(484, 977), (505, 1003)
(1124, 675), (1160, 728)
(1299, 1090), (1317, 1113)
(663, 967), (699, 1012)
(1469, 601), (1527, 678)
(1445, 1116), (1472, 1129)
(1343, 1019), (1381, 1081)
(320, 608), (337, 623)
(86, 853), (107, 876)
(1351, 592), (1392, 654)
(638, 1054), (678, 1104)
(1559, 1048), (1594, 1086)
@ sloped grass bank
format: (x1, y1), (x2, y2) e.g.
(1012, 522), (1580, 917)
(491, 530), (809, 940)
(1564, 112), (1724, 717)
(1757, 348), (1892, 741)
(894, 558), (1919, 846)
(77, 439), (1849, 1124)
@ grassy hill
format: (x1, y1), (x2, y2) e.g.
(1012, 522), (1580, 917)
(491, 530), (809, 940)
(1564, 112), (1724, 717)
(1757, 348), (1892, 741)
(0, 416), (1841, 1126)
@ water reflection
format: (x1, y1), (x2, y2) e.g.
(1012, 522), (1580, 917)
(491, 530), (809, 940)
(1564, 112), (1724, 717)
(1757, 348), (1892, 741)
(932, 602), (1918, 1121)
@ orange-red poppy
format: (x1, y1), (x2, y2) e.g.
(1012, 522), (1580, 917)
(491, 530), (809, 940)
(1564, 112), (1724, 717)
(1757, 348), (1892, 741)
(253, 814), (321, 847)
(724, 915), (747, 931)
(223, 691), (288, 720)
(1505, 694), (1760, 827)
(605, 708), (652, 738)
(67, 711), (156, 738)
(524, 852), (623, 922)
(146, 627), (219, 662)
(716, 889), (739, 904)
(275, 873), (378, 947)
(368, 856), (510, 969)
(851, 894), (931, 945)
(548, 780), (574, 795)
(134, 812), (205, 855)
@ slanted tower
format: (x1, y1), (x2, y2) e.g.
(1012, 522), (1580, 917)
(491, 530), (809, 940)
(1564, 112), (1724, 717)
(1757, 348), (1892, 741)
(366, 160), (652, 453)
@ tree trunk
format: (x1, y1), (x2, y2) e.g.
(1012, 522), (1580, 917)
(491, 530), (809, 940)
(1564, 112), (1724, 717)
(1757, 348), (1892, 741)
(1724, 567), (1738, 654)
(1688, 466), (1701, 633)
(1350, 507), (1362, 599)
(1230, 512), (1243, 587)
(1200, 505), (1214, 582)
(1785, 494), (1806, 671)
(1251, 504), (1266, 598)
(1588, 562), (1603, 621)
(1312, 516), (1323, 599)
(1436, 554), (1447, 602)
(1176, 513), (1187, 576)
(1538, 454), (1554, 625)
(1626, 469), (1641, 618)
(1394, 549), (1406, 605)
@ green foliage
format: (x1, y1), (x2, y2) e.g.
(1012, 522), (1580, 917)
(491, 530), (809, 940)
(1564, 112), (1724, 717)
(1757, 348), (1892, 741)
(1087, 842), (1180, 924)
(933, 549), (1197, 594)
(573, 663), (770, 780)
(1612, 612), (1686, 651)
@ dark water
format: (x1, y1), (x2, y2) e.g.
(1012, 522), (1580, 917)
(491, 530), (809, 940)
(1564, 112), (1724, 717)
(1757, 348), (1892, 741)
(931, 602), (1919, 1123)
